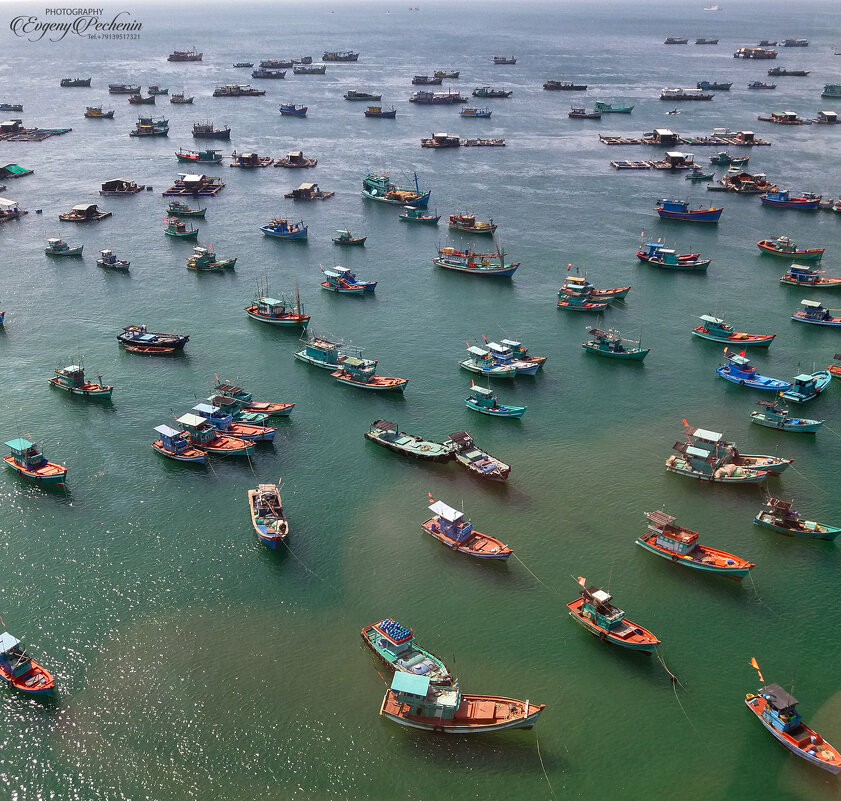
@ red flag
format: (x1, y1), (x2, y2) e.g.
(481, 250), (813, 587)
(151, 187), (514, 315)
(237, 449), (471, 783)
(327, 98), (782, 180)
(749, 657), (764, 683)
(427, 492), (434, 503)
(739, 350), (745, 357)
(577, 576), (586, 586)
(567, 263), (572, 271)
(481, 334), (487, 341)
(682, 419), (688, 426)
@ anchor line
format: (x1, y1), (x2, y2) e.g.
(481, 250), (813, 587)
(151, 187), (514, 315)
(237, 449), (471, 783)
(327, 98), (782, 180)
(535, 732), (556, 799)
(511, 553), (560, 594)
(280, 536), (322, 580)
(654, 647), (684, 689)
(788, 462), (827, 494)
(748, 570), (776, 616)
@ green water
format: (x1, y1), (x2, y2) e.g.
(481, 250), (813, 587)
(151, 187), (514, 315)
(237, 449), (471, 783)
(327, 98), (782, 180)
(1, 0), (840, 798)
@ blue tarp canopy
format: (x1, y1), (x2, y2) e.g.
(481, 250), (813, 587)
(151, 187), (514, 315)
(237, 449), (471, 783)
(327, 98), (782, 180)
(391, 672), (430, 696)
(5, 438), (33, 451)
(154, 425), (180, 438)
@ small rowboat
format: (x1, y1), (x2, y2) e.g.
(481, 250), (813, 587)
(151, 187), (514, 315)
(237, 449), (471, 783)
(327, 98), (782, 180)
(780, 265), (841, 288)
(465, 386), (526, 417)
(122, 345), (176, 355)
(248, 483), (289, 548)
(0, 633), (55, 695)
(750, 400), (823, 433)
(758, 236), (824, 261)
(422, 499), (512, 559)
(754, 498), (840, 541)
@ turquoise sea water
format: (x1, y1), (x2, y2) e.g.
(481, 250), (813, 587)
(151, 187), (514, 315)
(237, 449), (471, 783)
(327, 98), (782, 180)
(1, 0), (840, 798)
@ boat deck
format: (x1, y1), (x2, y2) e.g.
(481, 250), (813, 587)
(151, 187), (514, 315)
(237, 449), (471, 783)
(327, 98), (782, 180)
(0, 127), (73, 142)
(162, 182), (225, 196)
(599, 134), (771, 146)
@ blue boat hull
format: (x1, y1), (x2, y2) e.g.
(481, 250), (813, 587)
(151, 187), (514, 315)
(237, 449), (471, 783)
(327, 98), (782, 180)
(780, 371), (831, 403)
(465, 398), (526, 417)
(716, 367), (792, 391)
(261, 226), (307, 240)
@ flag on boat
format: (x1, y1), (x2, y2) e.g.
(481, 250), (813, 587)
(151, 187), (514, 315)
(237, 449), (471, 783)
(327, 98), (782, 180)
(682, 418), (688, 426)
(567, 263), (572, 271)
(749, 657), (764, 682)
(577, 576), (586, 586)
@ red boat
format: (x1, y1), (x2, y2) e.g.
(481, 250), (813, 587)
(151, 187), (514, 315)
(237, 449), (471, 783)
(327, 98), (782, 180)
(421, 499), (512, 560)
(0, 632), (55, 695)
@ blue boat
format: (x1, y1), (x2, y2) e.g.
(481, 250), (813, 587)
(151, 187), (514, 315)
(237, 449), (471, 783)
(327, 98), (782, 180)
(465, 385), (526, 418)
(791, 299), (841, 326)
(151, 424), (207, 463)
(655, 199), (723, 222)
(191, 402), (277, 441)
(280, 104), (308, 117)
(716, 353), (792, 391)
(364, 105), (397, 118)
(261, 218), (308, 240)
(760, 190), (821, 209)
(697, 81), (732, 90)
(780, 370), (831, 403)
(319, 265), (376, 293)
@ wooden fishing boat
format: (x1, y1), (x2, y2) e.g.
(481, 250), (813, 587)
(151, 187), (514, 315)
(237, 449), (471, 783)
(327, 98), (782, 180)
(60, 77), (91, 87)
(421, 132), (460, 149)
(444, 430), (510, 482)
(117, 325), (189, 350)
(829, 354), (841, 377)
(279, 104), (308, 117)
(582, 328), (649, 360)
(292, 64), (326, 75)
(593, 101), (634, 113)
(448, 213), (496, 234)
(164, 216), (198, 238)
(44, 237), (83, 256)
(261, 218), (308, 240)
(187, 245), (236, 271)
(637, 242), (710, 270)
(176, 413), (254, 456)
(233, 62), (254, 68)
(560, 275), (630, 301)
(716, 352), (791, 391)
(109, 84), (141, 94)
(761, 190), (821, 210)
(331, 357), (408, 391)
(147, 85), (168, 95)
(791, 299), (841, 326)
(248, 483), (289, 548)
(567, 579), (660, 652)
(170, 93), (194, 104)
(478, 339), (543, 375)
(345, 90), (382, 101)
(212, 382), (294, 417)
(96, 249), (129, 270)
(245, 286), (309, 327)
(685, 167), (714, 181)
(332, 228), (366, 245)
(459, 107), (492, 118)
(709, 151), (749, 166)
(748, 81), (776, 89)
(557, 294), (609, 312)
(746, 683), (841, 773)
(780, 265), (841, 288)
(433, 245), (519, 277)
(322, 50), (358, 61)
(754, 498), (840, 540)
(123, 345), (176, 355)
(750, 400), (823, 433)
(758, 236), (824, 261)
(192, 122), (231, 139)
(465, 386), (526, 417)
(191, 402), (276, 441)
(780, 370), (831, 403)
(422, 499), (512, 559)
(166, 200), (206, 217)
(152, 424), (207, 463)
(213, 84), (266, 97)
(128, 94), (155, 105)
(206, 395), (269, 425)
(380, 673), (544, 733)
(473, 86), (512, 97)
(295, 332), (346, 369)
(399, 206), (440, 223)
(320, 265), (376, 293)
(692, 315), (775, 347)
(460, 346), (517, 378)
(434, 70), (459, 79)
(637, 510), (755, 580)
(84, 106), (114, 119)
(499, 339), (546, 370)
(59, 203), (112, 222)
(569, 107), (601, 119)
(251, 68), (286, 79)
(544, 80), (587, 90)
(492, 56), (516, 64)
(230, 151), (274, 168)
(0, 632), (54, 695)
(168, 48), (202, 62)
(361, 619), (452, 684)
(362, 171), (430, 207)
(130, 116), (169, 136)
(665, 424), (770, 484)
(176, 148), (224, 164)
(363, 105), (396, 118)
(413, 75), (443, 85)
(364, 420), (453, 462)
(655, 199), (723, 222)
(49, 364), (112, 398)
(3, 438), (67, 485)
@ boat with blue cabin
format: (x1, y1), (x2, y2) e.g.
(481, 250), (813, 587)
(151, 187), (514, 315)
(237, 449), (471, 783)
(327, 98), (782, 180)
(3, 438), (67, 485)
(361, 619), (452, 683)
(261, 218), (308, 240)
(791, 299), (841, 326)
(96, 249), (130, 270)
(465, 385), (526, 418)
(320, 265), (376, 293)
(331, 357), (408, 392)
(152, 424), (207, 463)
(0, 632), (54, 695)
(191, 402), (276, 441)
(780, 265), (841, 288)
(754, 498), (840, 541)
(245, 287), (310, 327)
(750, 400), (823, 433)
(248, 483), (289, 548)
(780, 370), (831, 403)
(280, 104), (308, 117)
(421, 499), (512, 559)
(715, 352), (792, 391)
(636, 242), (710, 270)
(460, 107), (492, 118)
(459, 346), (518, 378)
(480, 339), (543, 375)
(760, 190), (821, 210)
(655, 199), (723, 222)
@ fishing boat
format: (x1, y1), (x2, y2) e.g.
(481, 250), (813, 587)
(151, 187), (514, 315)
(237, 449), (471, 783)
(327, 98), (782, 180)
(233, 62), (254, 68)
(433, 245), (519, 277)
(821, 83), (841, 98)
(760, 190), (821, 210)
(292, 64), (326, 75)
(569, 107), (601, 119)
(459, 346), (517, 379)
(345, 90), (382, 101)
(400, 206), (440, 224)
(472, 86), (512, 98)
(123, 345), (176, 355)
(279, 104), (308, 117)
(322, 50), (359, 61)
(434, 70), (459, 79)
(636, 242), (710, 270)
(166, 200), (206, 217)
(230, 151), (274, 167)
(758, 111), (811, 125)
(420, 132), (460, 148)
(295, 332), (346, 369)
(0, 103), (23, 111)
(60, 77), (91, 87)
(59, 203), (111, 222)
(275, 151), (317, 168)
(593, 101), (634, 113)
(248, 483), (289, 548)
(152, 424), (206, 463)
(655, 199), (723, 222)
(380, 673), (543, 733)
(44, 238), (83, 257)
(117, 325), (188, 350)
(768, 67), (811, 76)
(84, 106), (114, 119)
(713, 169), (776, 194)
(829, 354), (841, 377)
(716, 352), (791, 391)
(361, 619), (451, 683)
(364, 419), (453, 462)
(3, 438), (67, 485)
(176, 413), (254, 456)
(168, 48), (202, 62)
(780, 370), (831, 403)
(109, 84), (141, 94)
(791, 300), (841, 326)
(320, 265), (377, 293)
(757, 236), (824, 261)
(128, 93), (155, 105)
(192, 122), (231, 139)
(413, 75), (443, 85)
(362, 171), (430, 207)
(422, 499), (512, 559)
(782, 266), (841, 289)
(748, 81), (777, 89)
(212, 84), (266, 97)
(0, 633), (54, 695)
(582, 328), (649, 360)
(685, 167), (714, 181)
(259, 59), (293, 69)
(709, 151), (750, 166)
(567, 579), (660, 652)
(692, 315), (775, 346)
(164, 216), (198, 238)
(332, 357), (408, 391)
(557, 294), (609, 312)
(460, 107), (492, 118)
(660, 88), (713, 101)
(363, 105), (396, 118)
(245, 287), (310, 327)
(499, 339), (546, 370)
(664, 37), (689, 44)
(191, 403), (276, 442)
(560, 275), (630, 302)
(129, 116), (168, 136)
(251, 68), (286, 79)
(465, 385), (526, 418)
(448, 214), (496, 234)
(754, 498), (840, 541)
(170, 93), (194, 104)
(477, 340), (543, 375)
(49, 364), (112, 397)
(750, 400), (823, 433)
(746, 681), (841, 773)
(176, 148), (224, 164)
(187, 245), (236, 272)
(96, 249), (129, 270)
(212, 383), (294, 417)
(332, 229), (366, 245)
(444, 430), (510, 482)
(543, 80), (587, 91)
(637, 511), (755, 580)
(697, 81), (733, 91)
(147, 86), (168, 96)
(261, 218), (308, 240)
(492, 56), (517, 64)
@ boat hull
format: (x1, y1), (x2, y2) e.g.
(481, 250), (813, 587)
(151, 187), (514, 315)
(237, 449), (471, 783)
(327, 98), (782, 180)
(151, 441), (207, 463)
(657, 209), (722, 222)
(665, 457), (767, 484)
(582, 343), (649, 360)
(465, 399), (526, 417)
(245, 307), (310, 327)
(459, 360), (517, 379)
(791, 312), (841, 326)
(715, 367), (792, 391)
(635, 538), (753, 579)
(3, 456), (67, 485)
(48, 380), (113, 398)
(754, 513), (841, 540)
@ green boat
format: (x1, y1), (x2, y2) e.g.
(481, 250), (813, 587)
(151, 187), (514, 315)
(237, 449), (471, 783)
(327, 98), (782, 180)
(754, 498), (841, 541)
(399, 206), (440, 224)
(166, 200), (206, 217)
(750, 400), (823, 432)
(685, 166), (714, 181)
(164, 217), (199, 238)
(361, 619), (452, 684)
(593, 101), (634, 113)
(582, 328), (649, 360)
(175, 148), (224, 164)
(363, 419), (453, 463)
(465, 385), (526, 417)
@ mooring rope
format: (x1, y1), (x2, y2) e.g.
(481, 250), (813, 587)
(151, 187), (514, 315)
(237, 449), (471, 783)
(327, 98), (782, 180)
(535, 733), (556, 799)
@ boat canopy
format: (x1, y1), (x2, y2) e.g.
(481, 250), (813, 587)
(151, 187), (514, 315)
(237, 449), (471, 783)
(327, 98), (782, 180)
(691, 427), (722, 441)
(801, 299), (822, 308)
(62, 365), (82, 373)
(486, 342), (510, 353)
(686, 444), (713, 458)
(391, 672), (430, 697)
(72, 203), (99, 213)
(298, 182), (317, 191)
(467, 345), (489, 357)
(5, 438), (34, 451)
(0, 632), (21, 653)
(260, 297), (283, 306)
(592, 589), (612, 604)
(793, 374), (814, 382)
(728, 354), (750, 366)
(193, 403), (220, 415)
(471, 386), (494, 397)
(0, 198), (19, 210)
(761, 683), (798, 711)
(155, 424), (181, 438)
(500, 339), (521, 348)
(177, 413), (206, 427)
(429, 500), (463, 523)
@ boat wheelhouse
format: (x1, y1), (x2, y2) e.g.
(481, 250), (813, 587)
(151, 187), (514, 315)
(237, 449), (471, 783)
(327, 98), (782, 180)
(780, 371), (831, 403)
(791, 299), (841, 326)
(152, 424), (207, 463)
(361, 619), (451, 683)
(421, 500), (512, 559)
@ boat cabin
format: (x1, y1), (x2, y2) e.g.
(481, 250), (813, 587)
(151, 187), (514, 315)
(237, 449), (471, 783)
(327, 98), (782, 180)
(771, 111), (800, 123)
(340, 356), (378, 380)
(0, 632), (33, 678)
(100, 178), (144, 194)
(790, 374), (818, 394)
(154, 424), (191, 454)
(192, 402), (233, 430)
(5, 438), (46, 470)
(177, 412), (216, 443)
(657, 199), (690, 213)
(664, 151), (694, 167)
(428, 500), (474, 542)
(486, 341), (515, 362)
(371, 619), (414, 657)
(231, 151), (269, 167)
(255, 297), (291, 318)
(644, 510), (699, 554)
(815, 111), (838, 124)
(465, 345), (494, 367)
(62, 203), (110, 221)
(0, 120), (25, 134)
(561, 275), (592, 295)
(0, 197), (24, 220)
(579, 586), (628, 632)
(285, 151), (308, 166)
(800, 299), (828, 319)
(698, 314), (730, 332)
(755, 400), (788, 421)
(735, 130), (755, 142)
(758, 684), (802, 734)
(285, 182), (331, 200)
(648, 128), (678, 145)
(53, 365), (85, 388)
(786, 264), (821, 283)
